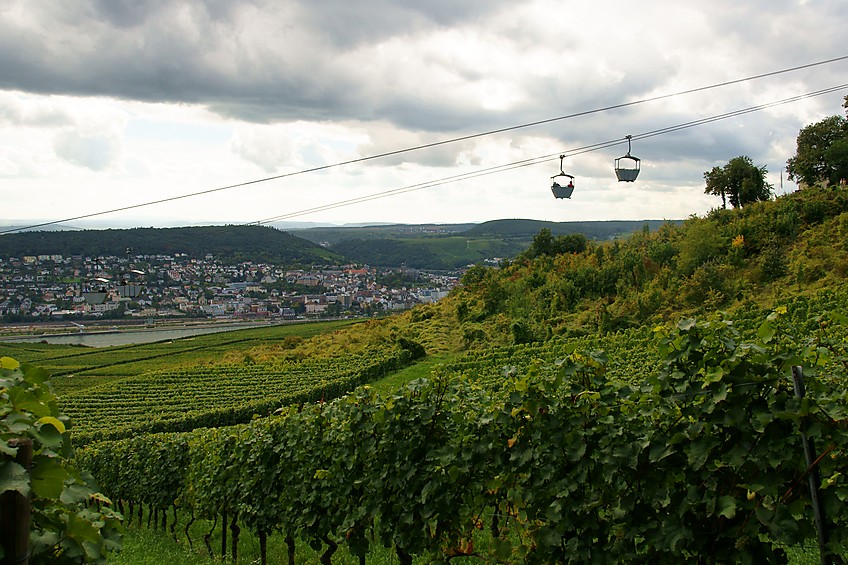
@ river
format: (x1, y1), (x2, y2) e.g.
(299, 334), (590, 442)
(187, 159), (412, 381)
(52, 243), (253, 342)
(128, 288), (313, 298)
(0, 321), (283, 348)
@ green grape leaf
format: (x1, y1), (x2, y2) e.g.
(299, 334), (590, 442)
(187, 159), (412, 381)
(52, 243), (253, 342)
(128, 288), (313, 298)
(716, 495), (737, 519)
(31, 456), (70, 499)
(0, 461), (30, 496)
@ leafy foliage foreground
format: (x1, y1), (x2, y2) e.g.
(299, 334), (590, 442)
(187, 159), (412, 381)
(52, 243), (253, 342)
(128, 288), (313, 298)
(77, 312), (848, 563)
(0, 358), (122, 564)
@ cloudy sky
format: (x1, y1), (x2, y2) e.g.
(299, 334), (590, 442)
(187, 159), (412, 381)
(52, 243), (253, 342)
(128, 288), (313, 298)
(1, 0), (847, 230)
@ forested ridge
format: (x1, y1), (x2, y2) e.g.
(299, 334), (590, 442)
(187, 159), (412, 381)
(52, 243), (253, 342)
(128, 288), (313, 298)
(0, 224), (341, 264)
(461, 218), (674, 238)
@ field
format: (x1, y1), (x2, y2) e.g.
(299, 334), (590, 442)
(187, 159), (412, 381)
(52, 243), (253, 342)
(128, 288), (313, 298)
(1, 319), (358, 379)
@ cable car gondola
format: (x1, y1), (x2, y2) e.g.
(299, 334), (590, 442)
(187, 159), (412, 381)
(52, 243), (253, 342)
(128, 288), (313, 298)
(614, 135), (640, 182)
(551, 154), (575, 199)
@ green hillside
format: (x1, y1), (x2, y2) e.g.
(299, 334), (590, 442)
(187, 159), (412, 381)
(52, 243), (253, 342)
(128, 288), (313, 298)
(444, 185), (848, 347)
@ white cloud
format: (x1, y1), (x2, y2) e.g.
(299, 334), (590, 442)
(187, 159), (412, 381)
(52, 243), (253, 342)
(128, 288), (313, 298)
(0, 0), (845, 226)
(230, 127), (298, 173)
(230, 121), (371, 173)
(0, 91), (74, 127)
(53, 129), (122, 170)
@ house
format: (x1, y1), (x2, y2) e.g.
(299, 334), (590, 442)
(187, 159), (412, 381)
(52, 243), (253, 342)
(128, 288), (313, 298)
(305, 302), (328, 314)
(296, 275), (321, 287)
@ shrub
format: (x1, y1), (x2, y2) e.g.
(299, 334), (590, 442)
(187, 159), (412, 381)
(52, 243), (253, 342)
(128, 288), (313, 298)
(757, 243), (789, 282)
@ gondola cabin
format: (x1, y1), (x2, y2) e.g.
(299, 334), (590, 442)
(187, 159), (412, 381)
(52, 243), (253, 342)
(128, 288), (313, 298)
(615, 155), (640, 182)
(614, 135), (640, 182)
(551, 176), (575, 199)
(551, 154), (575, 199)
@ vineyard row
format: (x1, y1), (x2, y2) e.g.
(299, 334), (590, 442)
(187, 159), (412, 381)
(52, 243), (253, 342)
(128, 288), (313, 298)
(67, 346), (418, 445)
(77, 315), (848, 563)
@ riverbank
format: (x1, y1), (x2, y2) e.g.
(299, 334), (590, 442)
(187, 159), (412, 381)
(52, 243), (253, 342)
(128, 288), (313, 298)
(0, 318), (303, 347)
(1, 317), (287, 336)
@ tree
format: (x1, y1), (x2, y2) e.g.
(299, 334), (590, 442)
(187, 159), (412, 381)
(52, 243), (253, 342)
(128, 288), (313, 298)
(519, 229), (588, 260)
(526, 228), (555, 258)
(786, 113), (848, 187)
(704, 156), (772, 208)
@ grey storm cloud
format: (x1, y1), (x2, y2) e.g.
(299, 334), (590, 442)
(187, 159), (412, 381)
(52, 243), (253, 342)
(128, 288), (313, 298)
(1, 0), (846, 178)
(0, 0), (520, 130)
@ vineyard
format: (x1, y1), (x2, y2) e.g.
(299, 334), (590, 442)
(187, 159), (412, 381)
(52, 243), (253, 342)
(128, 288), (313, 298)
(57, 287), (848, 446)
(2, 279), (847, 564)
(62, 345), (419, 444)
(76, 313), (848, 563)
(441, 328), (660, 389)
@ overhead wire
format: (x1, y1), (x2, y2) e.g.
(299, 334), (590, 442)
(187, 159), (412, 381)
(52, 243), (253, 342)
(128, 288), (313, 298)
(3, 54), (848, 235)
(250, 83), (848, 225)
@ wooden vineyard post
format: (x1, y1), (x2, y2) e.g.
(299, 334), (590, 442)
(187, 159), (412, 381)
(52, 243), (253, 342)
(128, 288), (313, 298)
(791, 366), (830, 565)
(221, 510), (228, 560)
(230, 512), (239, 563)
(258, 530), (267, 565)
(0, 438), (33, 565)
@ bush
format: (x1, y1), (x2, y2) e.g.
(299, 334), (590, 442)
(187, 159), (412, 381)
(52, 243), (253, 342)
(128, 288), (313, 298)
(757, 243), (789, 282)
(683, 260), (733, 307)
(801, 199), (829, 225)
(678, 220), (727, 276)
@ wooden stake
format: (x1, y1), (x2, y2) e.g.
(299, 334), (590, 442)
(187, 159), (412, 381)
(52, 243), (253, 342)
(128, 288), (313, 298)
(0, 438), (32, 565)
(792, 366), (830, 565)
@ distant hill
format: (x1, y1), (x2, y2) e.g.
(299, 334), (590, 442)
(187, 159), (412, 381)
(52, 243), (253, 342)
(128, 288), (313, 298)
(330, 238), (454, 270)
(294, 219), (679, 269)
(0, 225), (342, 265)
(464, 219), (678, 238)
(290, 223), (478, 246)
(291, 220), (671, 246)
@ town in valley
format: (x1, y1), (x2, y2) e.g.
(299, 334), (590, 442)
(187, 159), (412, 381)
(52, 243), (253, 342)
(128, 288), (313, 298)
(0, 250), (464, 328)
